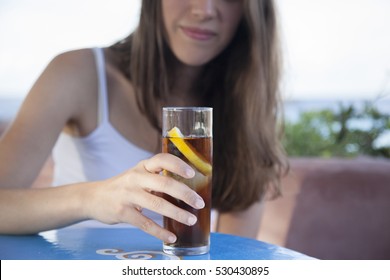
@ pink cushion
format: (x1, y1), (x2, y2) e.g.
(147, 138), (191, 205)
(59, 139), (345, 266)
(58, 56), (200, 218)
(258, 157), (390, 259)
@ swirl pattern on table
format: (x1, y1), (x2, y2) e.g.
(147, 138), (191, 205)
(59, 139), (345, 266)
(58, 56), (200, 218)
(96, 248), (180, 260)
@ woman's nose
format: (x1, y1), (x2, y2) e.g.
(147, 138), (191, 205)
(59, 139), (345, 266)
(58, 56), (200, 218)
(190, 0), (217, 20)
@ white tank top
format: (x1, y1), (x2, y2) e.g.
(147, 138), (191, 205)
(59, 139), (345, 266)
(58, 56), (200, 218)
(52, 48), (161, 226)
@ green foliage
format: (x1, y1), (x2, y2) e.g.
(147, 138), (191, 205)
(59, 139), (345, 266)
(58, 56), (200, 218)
(283, 101), (390, 158)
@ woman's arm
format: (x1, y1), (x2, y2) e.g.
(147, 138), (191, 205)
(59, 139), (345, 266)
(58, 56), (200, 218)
(0, 183), (90, 234)
(216, 200), (263, 238)
(0, 153), (204, 243)
(0, 50), (94, 189)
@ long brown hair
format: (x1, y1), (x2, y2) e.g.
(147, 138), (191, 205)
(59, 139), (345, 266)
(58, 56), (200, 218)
(110, 0), (288, 213)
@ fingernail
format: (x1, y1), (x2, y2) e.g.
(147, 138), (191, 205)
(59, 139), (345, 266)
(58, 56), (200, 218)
(187, 215), (197, 226)
(195, 198), (205, 209)
(186, 168), (195, 178)
(168, 235), (176, 243)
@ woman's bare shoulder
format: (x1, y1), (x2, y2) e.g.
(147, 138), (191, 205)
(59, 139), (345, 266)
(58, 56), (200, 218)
(19, 48), (102, 135)
(47, 48), (97, 86)
(36, 49), (98, 110)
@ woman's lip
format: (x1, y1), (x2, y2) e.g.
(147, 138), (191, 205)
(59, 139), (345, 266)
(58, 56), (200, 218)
(181, 27), (216, 41)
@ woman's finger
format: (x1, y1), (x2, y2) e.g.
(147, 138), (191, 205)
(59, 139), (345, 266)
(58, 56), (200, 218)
(123, 208), (177, 243)
(132, 172), (205, 210)
(143, 153), (195, 178)
(132, 191), (198, 226)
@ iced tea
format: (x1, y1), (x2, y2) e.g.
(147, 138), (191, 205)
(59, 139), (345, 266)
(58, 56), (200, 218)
(162, 135), (212, 254)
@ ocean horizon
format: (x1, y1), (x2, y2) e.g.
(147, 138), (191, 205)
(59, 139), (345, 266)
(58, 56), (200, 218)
(1, 96), (390, 123)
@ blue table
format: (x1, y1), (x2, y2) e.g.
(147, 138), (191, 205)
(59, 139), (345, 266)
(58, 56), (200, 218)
(0, 225), (313, 260)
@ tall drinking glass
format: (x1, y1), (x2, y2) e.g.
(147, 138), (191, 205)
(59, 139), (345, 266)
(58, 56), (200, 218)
(162, 107), (212, 255)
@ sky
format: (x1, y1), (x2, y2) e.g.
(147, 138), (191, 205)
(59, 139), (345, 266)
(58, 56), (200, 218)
(0, 0), (390, 102)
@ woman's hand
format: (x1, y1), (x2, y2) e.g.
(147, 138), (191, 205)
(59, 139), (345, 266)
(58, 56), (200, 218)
(84, 153), (204, 243)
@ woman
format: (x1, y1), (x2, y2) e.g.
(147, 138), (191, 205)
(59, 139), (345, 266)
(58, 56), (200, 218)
(0, 0), (287, 242)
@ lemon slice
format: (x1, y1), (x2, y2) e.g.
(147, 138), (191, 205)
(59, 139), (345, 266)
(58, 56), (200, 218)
(167, 127), (212, 176)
